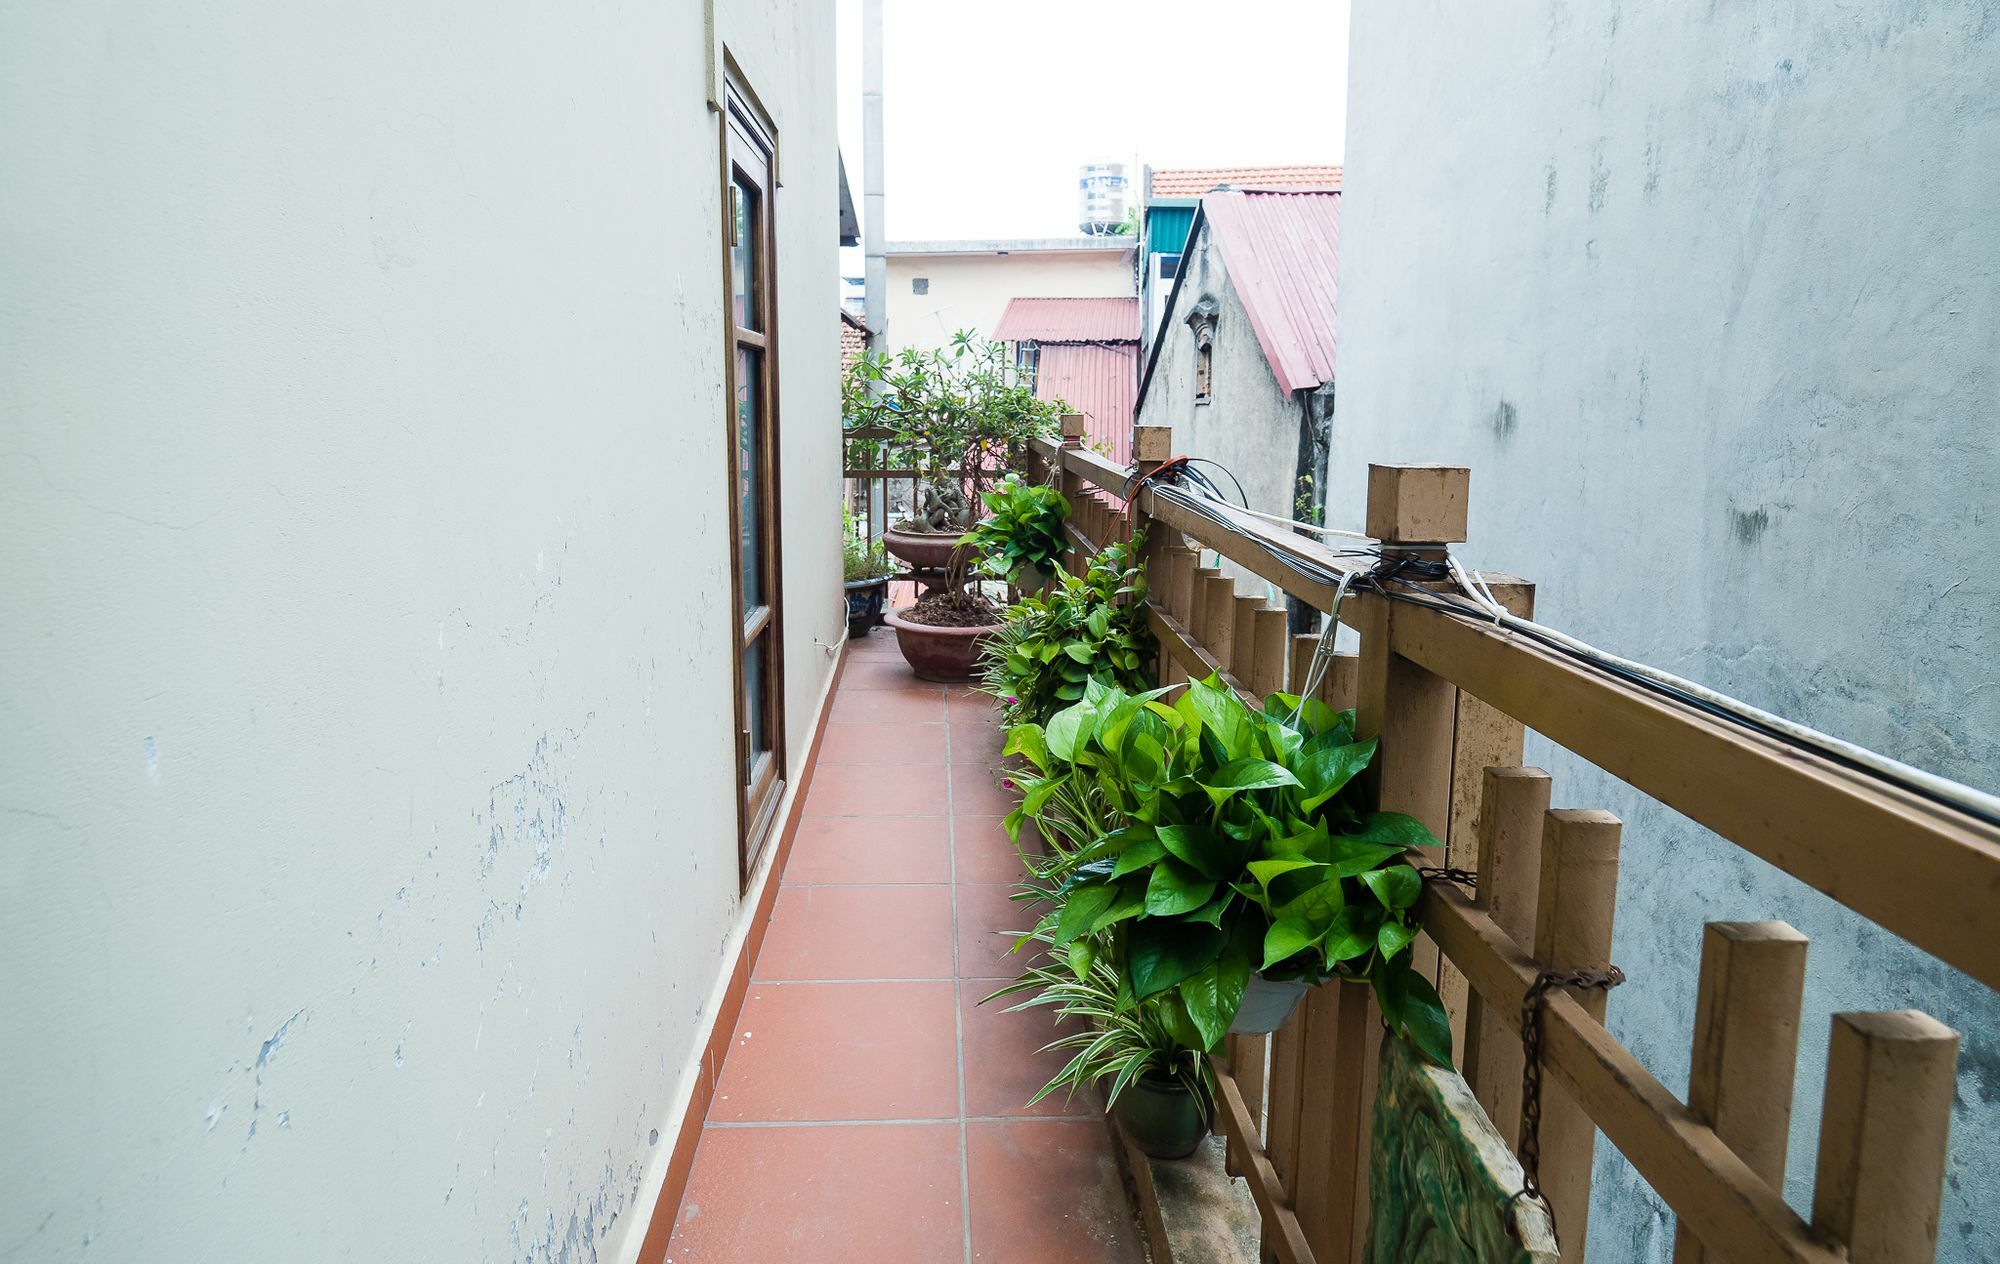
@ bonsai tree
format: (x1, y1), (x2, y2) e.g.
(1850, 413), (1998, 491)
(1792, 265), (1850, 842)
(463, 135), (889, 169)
(842, 331), (1067, 536)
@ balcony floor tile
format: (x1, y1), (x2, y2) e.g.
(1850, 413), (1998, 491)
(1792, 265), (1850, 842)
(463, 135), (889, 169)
(670, 1122), (962, 1263)
(710, 981), (959, 1122)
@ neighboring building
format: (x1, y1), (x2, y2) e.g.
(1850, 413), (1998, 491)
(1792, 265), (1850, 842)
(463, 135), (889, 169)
(884, 238), (1135, 354)
(1078, 160), (1130, 236)
(992, 296), (1141, 464)
(1137, 164), (1342, 350)
(1135, 188), (1340, 598)
(840, 308), (870, 376)
(2, 4), (843, 1262)
(1338, 7), (2000, 1260)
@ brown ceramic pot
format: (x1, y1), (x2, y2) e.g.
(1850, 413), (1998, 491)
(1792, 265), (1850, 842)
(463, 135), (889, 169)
(881, 523), (979, 571)
(882, 605), (1000, 682)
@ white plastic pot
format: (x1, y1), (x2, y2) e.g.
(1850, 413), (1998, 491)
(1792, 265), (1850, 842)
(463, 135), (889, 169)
(1229, 974), (1312, 1034)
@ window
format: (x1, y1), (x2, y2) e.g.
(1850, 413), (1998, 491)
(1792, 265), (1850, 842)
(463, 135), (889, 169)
(1159, 253), (1181, 281)
(1015, 341), (1040, 389)
(1194, 326), (1214, 404)
(911, 277), (929, 295)
(724, 93), (786, 882)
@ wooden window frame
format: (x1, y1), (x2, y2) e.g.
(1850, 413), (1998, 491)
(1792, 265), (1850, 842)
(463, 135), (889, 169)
(722, 89), (787, 885)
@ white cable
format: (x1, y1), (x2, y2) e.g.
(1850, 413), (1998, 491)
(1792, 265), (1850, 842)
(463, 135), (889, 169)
(1206, 497), (1377, 542)
(1440, 553), (2000, 823)
(1157, 472), (1999, 823)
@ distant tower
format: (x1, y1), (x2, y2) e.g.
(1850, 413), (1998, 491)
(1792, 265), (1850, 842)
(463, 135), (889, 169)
(1078, 161), (1128, 236)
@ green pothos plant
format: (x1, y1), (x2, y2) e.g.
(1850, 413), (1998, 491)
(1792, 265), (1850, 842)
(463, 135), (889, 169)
(976, 531), (1156, 728)
(958, 472), (1071, 588)
(1001, 676), (1452, 1062)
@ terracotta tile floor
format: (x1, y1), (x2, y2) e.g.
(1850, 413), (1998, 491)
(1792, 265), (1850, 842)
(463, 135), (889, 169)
(668, 633), (1145, 1264)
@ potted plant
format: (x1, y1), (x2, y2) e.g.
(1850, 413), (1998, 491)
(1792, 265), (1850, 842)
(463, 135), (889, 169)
(844, 351), (1068, 678)
(977, 530), (1156, 728)
(844, 331), (1064, 572)
(1001, 677), (1453, 1063)
(986, 930), (1215, 1160)
(843, 517), (895, 637)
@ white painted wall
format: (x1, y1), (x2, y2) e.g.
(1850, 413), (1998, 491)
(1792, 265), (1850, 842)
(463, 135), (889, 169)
(884, 248), (1135, 353)
(1339, 3), (2000, 1258)
(0, 1), (841, 1260)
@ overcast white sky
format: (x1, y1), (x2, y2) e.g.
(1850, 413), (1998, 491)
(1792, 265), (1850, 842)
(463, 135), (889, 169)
(835, 0), (1352, 246)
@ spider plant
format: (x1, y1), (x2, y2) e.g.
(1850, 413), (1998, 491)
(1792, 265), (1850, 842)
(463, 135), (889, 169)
(985, 929), (1215, 1115)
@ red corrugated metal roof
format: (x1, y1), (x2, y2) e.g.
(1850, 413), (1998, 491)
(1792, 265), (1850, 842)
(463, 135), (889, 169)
(1149, 165), (1342, 198)
(1202, 189), (1340, 395)
(1036, 343), (1138, 466)
(991, 297), (1141, 344)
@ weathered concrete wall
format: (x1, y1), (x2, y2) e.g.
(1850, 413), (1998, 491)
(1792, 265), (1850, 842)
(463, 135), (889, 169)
(1338, 3), (2000, 1258)
(0, 1), (841, 1260)
(1137, 224), (1311, 597)
(884, 248), (1134, 353)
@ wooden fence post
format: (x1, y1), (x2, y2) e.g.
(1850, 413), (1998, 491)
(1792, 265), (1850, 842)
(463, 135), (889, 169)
(1251, 608), (1288, 699)
(1278, 650), (1361, 1262)
(1530, 808), (1621, 1261)
(1810, 1011), (1959, 1264)
(1200, 573), (1237, 676)
(1132, 426), (1172, 685)
(1672, 921), (1809, 1264)
(1343, 465), (1470, 1256)
(1464, 766), (1553, 1139)
(1440, 573), (1535, 1056)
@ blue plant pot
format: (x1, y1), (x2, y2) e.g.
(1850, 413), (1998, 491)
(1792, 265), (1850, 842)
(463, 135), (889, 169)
(845, 577), (889, 637)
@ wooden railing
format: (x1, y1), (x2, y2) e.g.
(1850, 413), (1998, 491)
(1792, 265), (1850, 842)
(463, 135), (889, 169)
(1026, 432), (1991, 1264)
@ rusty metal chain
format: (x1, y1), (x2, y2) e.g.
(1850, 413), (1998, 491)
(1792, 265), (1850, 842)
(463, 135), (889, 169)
(1416, 865), (1479, 889)
(1516, 964), (1627, 1247)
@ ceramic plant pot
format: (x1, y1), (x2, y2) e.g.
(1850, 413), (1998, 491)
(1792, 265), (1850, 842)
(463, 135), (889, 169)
(1229, 974), (1313, 1035)
(882, 605), (1000, 682)
(1112, 1076), (1209, 1160)
(882, 523), (978, 571)
(844, 576), (889, 637)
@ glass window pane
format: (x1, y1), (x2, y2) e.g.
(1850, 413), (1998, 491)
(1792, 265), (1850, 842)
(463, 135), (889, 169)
(736, 347), (762, 613)
(731, 177), (760, 331)
(744, 637), (771, 777)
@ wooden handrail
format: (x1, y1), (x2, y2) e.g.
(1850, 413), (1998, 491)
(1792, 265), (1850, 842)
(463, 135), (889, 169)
(1030, 436), (2000, 993)
(1041, 441), (1973, 1262)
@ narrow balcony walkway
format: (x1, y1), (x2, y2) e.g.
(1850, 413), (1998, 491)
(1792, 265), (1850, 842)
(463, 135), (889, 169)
(666, 632), (1146, 1262)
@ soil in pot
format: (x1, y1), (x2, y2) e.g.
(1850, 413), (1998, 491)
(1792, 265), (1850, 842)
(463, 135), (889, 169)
(901, 590), (1000, 628)
(1111, 1076), (1209, 1160)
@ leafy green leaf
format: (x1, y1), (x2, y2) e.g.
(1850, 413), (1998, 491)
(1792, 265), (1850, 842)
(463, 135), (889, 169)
(1181, 927), (1254, 1050)
(1002, 724), (1049, 772)
(1066, 938), (1095, 981)
(1360, 865), (1421, 910)
(1323, 905), (1383, 961)
(1157, 822), (1236, 881)
(1109, 834), (1167, 878)
(1200, 758), (1302, 800)
(1054, 884), (1115, 945)
(1296, 738), (1378, 813)
(1344, 811), (1443, 849)
(1262, 917), (1320, 970)
(1377, 919), (1418, 961)
(1127, 921), (1227, 1000)
(1145, 860), (1217, 916)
